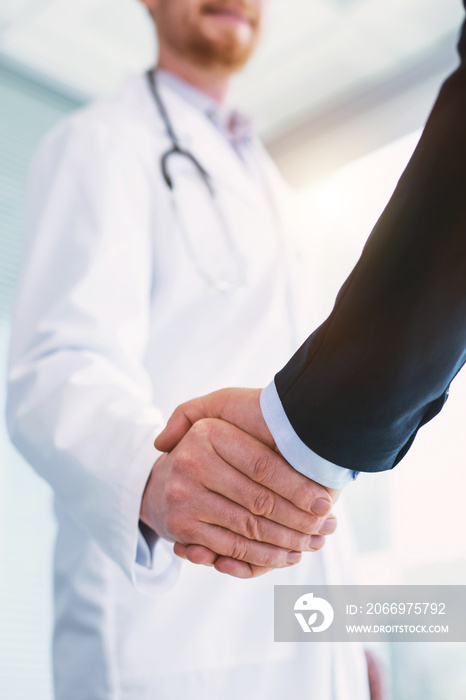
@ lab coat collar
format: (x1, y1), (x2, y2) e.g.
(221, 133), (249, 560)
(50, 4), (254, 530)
(132, 72), (277, 217)
(154, 69), (255, 149)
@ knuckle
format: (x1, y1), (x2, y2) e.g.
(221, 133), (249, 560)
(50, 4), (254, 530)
(260, 549), (282, 568)
(164, 477), (186, 505)
(251, 454), (272, 483)
(174, 447), (196, 472)
(243, 512), (261, 541)
(190, 417), (215, 441)
(252, 487), (275, 518)
(229, 535), (248, 561)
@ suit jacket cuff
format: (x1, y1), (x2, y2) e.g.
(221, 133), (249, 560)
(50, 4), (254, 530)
(260, 381), (359, 489)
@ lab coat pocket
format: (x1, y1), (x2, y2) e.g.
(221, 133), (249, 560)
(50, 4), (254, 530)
(117, 559), (296, 678)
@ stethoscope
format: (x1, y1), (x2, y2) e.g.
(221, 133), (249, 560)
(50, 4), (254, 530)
(146, 69), (246, 293)
(146, 69), (299, 349)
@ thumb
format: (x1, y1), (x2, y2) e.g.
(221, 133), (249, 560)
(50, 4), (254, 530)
(154, 409), (193, 452)
(154, 391), (230, 452)
(154, 388), (272, 452)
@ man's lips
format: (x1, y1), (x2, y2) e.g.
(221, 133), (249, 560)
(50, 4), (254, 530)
(202, 4), (256, 28)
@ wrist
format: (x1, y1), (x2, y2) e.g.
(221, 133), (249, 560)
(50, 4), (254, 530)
(139, 453), (165, 529)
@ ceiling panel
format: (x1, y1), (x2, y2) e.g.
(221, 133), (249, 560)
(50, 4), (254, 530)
(233, 0), (463, 138)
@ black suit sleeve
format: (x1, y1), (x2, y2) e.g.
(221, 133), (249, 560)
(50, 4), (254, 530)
(274, 6), (466, 473)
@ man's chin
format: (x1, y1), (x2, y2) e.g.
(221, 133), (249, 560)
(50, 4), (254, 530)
(190, 34), (258, 72)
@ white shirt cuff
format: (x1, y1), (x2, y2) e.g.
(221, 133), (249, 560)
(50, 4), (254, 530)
(136, 525), (158, 568)
(134, 534), (182, 588)
(126, 431), (182, 592)
(260, 380), (359, 489)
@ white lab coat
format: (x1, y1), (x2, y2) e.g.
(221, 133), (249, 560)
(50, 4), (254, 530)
(6, 74), (370, 700)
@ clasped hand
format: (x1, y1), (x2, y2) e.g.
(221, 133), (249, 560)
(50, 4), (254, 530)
(140, 388), (340, 578)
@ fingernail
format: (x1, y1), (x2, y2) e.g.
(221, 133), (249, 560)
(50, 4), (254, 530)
(287, 551), (302, 564)
(311, 498), (331, 517)
(319, 518), (337, 535)
(308, 535), (325, 550)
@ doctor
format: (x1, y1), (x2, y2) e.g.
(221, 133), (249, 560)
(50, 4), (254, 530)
(7, 0), (375, 698)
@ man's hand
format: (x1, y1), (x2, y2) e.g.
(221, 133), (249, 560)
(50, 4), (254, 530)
(141, 415), (338, 578)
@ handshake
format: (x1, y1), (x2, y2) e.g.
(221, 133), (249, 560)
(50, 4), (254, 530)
(140, 388), (341, 579)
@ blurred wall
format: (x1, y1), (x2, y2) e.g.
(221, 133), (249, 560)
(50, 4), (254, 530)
(0, 61), (80, 700)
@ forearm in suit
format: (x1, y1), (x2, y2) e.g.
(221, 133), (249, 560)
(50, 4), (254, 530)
(274, 4), (466, 473)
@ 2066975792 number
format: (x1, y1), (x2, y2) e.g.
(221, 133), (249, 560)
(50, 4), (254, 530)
(366, 602), (446, 615)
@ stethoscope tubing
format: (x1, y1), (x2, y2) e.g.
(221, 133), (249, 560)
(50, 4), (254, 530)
(146, 69), (246, 292)
(147, 70), (214, 195)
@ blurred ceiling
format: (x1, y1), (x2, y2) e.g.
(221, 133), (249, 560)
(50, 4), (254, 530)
(0, 0), (463, 184)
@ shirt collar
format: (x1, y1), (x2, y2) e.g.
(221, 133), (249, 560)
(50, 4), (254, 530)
(155, 69), (254, 147)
